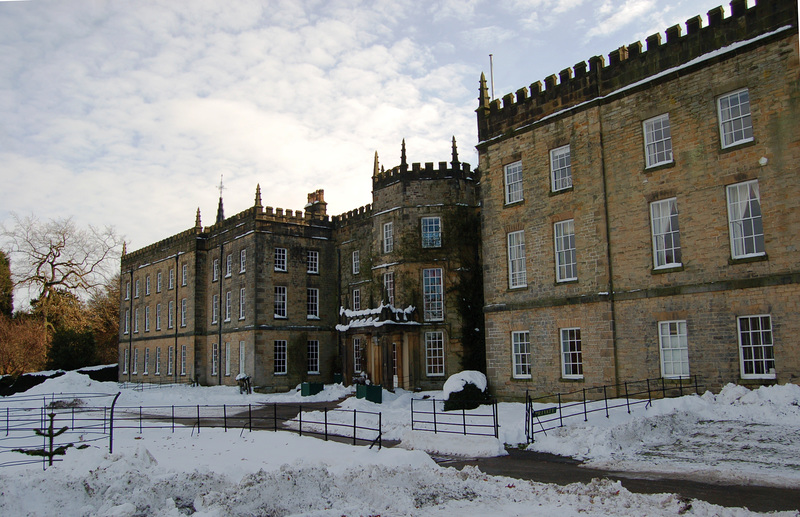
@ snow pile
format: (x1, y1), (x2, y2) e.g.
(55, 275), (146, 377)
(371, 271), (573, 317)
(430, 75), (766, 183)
(442, 370), (488, 398)
(528, 383), (800, 488)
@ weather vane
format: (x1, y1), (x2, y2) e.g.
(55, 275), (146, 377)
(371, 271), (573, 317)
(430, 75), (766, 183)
(218, 174), (225, 198)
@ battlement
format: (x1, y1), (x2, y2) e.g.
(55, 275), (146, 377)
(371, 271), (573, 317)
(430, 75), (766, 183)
(123, 225), (200, 263)
(333, 204), (373, 226)
(477, 0), (799, 143)
(371, 139), (474, 190)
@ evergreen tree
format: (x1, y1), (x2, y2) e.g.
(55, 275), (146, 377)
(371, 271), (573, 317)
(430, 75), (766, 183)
(46, 327), (96, 371)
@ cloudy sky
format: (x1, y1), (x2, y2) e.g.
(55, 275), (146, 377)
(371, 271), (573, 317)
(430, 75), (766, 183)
(1, 0), (741, 256)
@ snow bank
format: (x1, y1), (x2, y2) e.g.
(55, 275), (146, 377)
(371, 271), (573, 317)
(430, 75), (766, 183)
(442, 370), (488, 398)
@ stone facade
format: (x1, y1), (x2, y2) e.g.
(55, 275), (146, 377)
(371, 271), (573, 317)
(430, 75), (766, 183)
(477, 0), (800, 400)
(119, 143), (481, 392)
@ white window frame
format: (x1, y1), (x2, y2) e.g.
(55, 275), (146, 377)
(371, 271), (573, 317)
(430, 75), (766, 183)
(504, 160), (523, 205)
(352, 288), (360, 311)
(240, 249), (246, 273)
(274, 340), (287, 375)
(726, 180), (765, 259)
(274, 248), (287, 272)
(659, 320), (689, 379)
(168, 301), (174, 329)
(211, 343), (218, 375)
(425, 331), (445, 377)
(145, 275), (150, 296)
(123, 348), (129, 374)
(134, 308), (139, 333)
(143, 348), (149, 374)
(144, 306), (150, 332)
(383, 222), (394, 253)
(225, 254), (232, 278)
(212, 294), (219, 324)
(180, 345), (187, 376)
(180, 298), (187, 327)
(155, 303), (161, 330)
(132, 348), (138, 374)
(650, 198), (682, 269)
(507, 230), (527, 289)
(352, 250), (360, 274)
(168, 346), (174, 376)
(213, 259), (219, 281)
(225, 342), (231, 376)
(169, 268), (175, 289)
(134, 279), (139, 298)
(353, 337), (362, 372)
(738, 315), (775, 379)
(156, 272), (162, 293)
(421, 216), (442, 248)
(512, 331), (531, 379)
(224, 290), (231, 322)
(423, 268), (443, 321)
(307, 250), (319, 274)
(383, 272), (395, 306)
(550, 144), (572, 192)
(274, 286), (287, 319)
(643, 114), (673, 168)
(181, 264), (187, 286)
(554, 219), (577, 282)
(307, 288), (319, 319)
(124, 309), (130, 335)
(239, 341), (245, 376)
(155, 347), (161, 375)
(239, 288), (245, 320)
(718, 88), (753, 148)
(560, 327), (583, 379)
(307, 340), (320, 374)
(125, 282), (130, 300)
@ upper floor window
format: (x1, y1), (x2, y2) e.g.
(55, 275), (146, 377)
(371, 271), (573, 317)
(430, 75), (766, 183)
(423, 268), (443, 321)
(156, 272), (162, 293)
(168, 301), (174, 329)
(643, 114), (673, 168)
(169, 267), (175, 289)
(307, 288), (319, 319)
(225, 254), (232, 277)
(125, 282), (130, 300)
(134, 279), (140, 298)
(504, 161), (523, 204)
(352, 250), (360, 274)
(659, 320), (689, 379)
(275, 248), (287, 272)
(180, 298), (187, 327)
(180, 264), (187, 286)
(155, 303), (161, 330)
(421, 217), (442, 248)
(650, 198), (682, 268)
(224, 290), (231, 322)
(550, 145), (572, 192)
(554, 219), (577, 282)
(383, 272), (395, 306)
(211, 294), (219, 324)
(239, 288), (245, 320)
(738, 315), (775, 379)
(726, 180), (764, 259)
(352, 288), (361, 311)
(124, 309), (130, 334)
(212, 259), (219, 281)
(507, 230), (527, 289)
(307, 250), (319, 274)
(145, 275), (151, 295)
(718, 88), (753, 148)
(383, 222), (394, 253)
(274, 286), (287, 318)
(240, 249), (246, 273)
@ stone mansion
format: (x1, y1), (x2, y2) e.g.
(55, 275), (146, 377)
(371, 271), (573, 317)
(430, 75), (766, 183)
(120, 0), (799, 398)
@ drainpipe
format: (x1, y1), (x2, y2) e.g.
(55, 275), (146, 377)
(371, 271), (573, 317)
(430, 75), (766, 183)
(174, 253), (180, 382)
(128, 269), (134, 382)
(218, 242), (224, 385)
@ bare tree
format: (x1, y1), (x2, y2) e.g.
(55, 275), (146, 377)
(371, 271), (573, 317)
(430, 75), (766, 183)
(0, 314), (48, 376)
(1, 213), (123, 320)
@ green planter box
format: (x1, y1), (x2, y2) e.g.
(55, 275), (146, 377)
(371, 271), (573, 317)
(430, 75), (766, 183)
(365, 384), (382, 404)
(301, 382), (324, 396)
(356, 384), (367, 399)
(333, 373), (343, 384)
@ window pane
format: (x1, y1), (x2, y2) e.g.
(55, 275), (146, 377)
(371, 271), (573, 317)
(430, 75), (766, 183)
(550, 145), (572, 192)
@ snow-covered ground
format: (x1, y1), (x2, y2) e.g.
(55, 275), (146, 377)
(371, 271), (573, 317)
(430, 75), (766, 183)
(1, 372), (799, 516)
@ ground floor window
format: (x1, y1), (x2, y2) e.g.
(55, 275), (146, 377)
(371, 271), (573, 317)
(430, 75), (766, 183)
(274, 340), (287, 375)
(180, 345), (186, 376)
(211, 343), (218, 375)
(168, 346), (174, 376)
(353, 337), (362, 372)
(225, 342), (231, 376)
(512, 331), (531, 379)
(560, 328), (583, 379)
(132, 348), (138, 374)
(738, 315), (775, 379)
(239, 341), (245, 376)
(155, 347), (161, 375)
(307, 340), (320, 374)
(123, 348), (129, 374)
(659, 320), (689, 378)
(425, 331), (445, 377)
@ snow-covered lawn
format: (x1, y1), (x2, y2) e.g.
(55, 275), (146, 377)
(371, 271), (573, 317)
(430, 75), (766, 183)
(1, 372), (799, 516)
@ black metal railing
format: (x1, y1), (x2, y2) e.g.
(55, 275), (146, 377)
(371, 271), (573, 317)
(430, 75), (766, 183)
(2, 396), (383, 469)
(411, 398), (499, 438)
(525, 376), (702, 443)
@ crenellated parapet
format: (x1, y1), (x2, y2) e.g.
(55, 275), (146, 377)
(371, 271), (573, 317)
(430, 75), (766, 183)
(333, 204), (373, 226)
(477, 0), (799, 144)
(372, 138), (474, 190)
(123, 226), (200, 263)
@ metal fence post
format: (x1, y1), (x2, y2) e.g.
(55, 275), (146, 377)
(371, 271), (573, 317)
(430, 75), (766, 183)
(432, 400), (438, 434)
(224, 404), (227, 432)
(298, 406), (302, 436)
(694, 375), (699, 395)
(625, 382), (630, 414)
(352, 410), (357, 445)
(171, 405), (175, 433)
(248, 404), (252, 432)
(583, 388), (588, 422)
(603, 385), (609, 418)
(494, 400), (499, 439)
(324, 408), (328, 441)
(139, 406), (143, 434)
(462, 407), (467, 435)
(108, 392), (121, 454)
(274, 403), (278, 432)
(196, 405), (200, 434)
(647, 379), (652, 406)
(557, 393), (563, 428)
